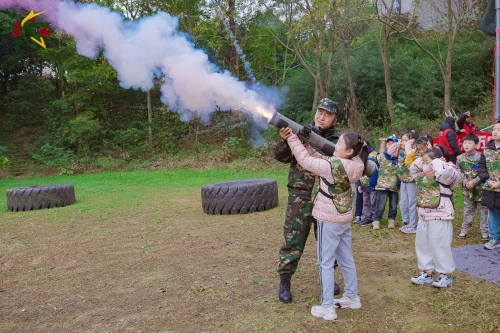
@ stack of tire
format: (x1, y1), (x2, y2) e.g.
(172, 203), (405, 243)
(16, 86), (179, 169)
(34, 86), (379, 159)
(201, 178), (278, 215)
(6, 184), (76, 212)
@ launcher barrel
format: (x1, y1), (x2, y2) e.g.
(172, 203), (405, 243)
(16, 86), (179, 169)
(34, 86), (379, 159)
(269, 112), (375, 177)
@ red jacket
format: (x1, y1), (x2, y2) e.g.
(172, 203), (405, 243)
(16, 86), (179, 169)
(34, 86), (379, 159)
(461, 123), (478, 134)
(439, 128), (459, 155)
(457, 113), (478, 133)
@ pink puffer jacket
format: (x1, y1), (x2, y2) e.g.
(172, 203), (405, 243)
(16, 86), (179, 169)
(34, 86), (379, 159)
(288, 134), (365, 224)
(417, 159), (463, 221)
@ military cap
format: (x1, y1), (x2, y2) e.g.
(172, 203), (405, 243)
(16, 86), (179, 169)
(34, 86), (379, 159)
(317, 98), (340, 114)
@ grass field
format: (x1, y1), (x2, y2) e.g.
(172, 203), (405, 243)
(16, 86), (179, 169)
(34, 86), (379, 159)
(1, 169), (499, 332)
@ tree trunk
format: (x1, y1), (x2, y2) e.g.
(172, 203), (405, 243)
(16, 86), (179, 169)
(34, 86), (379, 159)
(228, 0), (238, 77)
(312, 78), (319, 112)
(443, 0), (454, 116)
(381, 24), (397, 134)
(147, 89), (153, 147)
(344, 40), (359, 130)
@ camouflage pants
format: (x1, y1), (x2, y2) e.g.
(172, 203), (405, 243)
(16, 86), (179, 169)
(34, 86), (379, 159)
(461, 198), (489, 235)
(277, 194), (316, 276)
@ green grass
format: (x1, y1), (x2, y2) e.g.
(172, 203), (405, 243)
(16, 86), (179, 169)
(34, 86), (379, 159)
(0, 169), (288, 218)
(1, 168), (499, 332)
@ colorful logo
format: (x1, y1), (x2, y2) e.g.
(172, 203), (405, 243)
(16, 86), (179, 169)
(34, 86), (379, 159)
(12, 10), (50, 49)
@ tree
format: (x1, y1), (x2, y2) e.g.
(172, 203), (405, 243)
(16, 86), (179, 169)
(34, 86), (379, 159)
(374, 0), (398, 133)
(377, 0), (481, 117)
(265, 0), (342, 112)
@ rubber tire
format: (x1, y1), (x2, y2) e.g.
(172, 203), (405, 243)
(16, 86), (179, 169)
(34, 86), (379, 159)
(6, 184), (76, 212)
(201, 178), (278, 215)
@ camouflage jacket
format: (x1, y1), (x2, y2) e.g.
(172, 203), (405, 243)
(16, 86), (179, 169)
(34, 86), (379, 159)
(376, 152), (400, 191)
(397, 146), (415, 183)
(312, 158), (353, 214)
(483, 147), (500, 192)
(457, 153), (483, 201)
(417, 171), (446, 209)
(273, 122), (339, 199)
(360, 151), (379, 187)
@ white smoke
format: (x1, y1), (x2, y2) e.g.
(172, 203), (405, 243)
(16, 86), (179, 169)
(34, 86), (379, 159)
(1, 0), (282, 133)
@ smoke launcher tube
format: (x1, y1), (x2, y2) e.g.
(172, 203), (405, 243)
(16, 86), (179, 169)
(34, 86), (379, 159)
(269, 112), (375, 177)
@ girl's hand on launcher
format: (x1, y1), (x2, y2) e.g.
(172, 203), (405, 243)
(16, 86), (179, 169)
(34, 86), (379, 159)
(280, 127), (293, 141)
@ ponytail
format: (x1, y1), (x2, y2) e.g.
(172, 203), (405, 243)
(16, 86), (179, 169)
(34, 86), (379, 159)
(423, 145), (450, 162)
(343, 132), (369, 172)
(438, 145), (450, 162)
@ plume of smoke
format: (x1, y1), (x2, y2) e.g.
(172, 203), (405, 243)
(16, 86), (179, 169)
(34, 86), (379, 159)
(1, 0), (282, 135)
(209, 0), (256, 82)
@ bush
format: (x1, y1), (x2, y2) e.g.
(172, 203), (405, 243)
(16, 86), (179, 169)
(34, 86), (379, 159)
(0, 146), (9, 168)
(31, 144), (77, 168)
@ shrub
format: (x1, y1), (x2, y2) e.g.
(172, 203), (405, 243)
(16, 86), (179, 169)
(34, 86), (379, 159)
(31, 144), (77, 168)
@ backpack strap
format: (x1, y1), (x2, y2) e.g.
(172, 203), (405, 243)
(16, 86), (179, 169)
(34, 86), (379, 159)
(318, 177), (334, 199)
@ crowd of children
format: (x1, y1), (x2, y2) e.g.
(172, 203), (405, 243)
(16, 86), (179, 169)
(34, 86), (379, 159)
(280, 115), (500, 321)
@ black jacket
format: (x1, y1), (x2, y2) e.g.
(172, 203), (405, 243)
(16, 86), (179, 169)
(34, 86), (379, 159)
(478, 140), (500, 209)
(439, 122), (462, 155)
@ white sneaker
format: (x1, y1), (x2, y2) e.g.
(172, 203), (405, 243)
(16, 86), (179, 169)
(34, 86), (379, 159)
(334, 294), (361, 309)
(432, 274), (453, 288)
(401, 227), (417, 234)
(311, 305), (337, 320)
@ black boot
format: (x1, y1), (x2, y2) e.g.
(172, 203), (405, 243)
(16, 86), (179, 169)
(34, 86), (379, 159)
(334, 282), (340, 295)
(279, 274), (292, 303)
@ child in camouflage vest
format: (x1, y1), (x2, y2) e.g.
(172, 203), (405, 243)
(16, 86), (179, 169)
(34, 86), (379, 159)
(398, 130), (420, 234)
(478, 122), (500, 251)
(286, 131), (368, 321)
(457, 134), (489, 240)
(411, 146), (462, 288)
(357, 141), (378, 227)
(371, 135), (400, 230)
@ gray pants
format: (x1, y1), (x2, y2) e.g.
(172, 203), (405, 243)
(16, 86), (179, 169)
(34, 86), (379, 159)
(461, 198), (489, 235)
(317, 221), (358, 307)
(400, 182), (418, 227)
(362, 191), (377, 223)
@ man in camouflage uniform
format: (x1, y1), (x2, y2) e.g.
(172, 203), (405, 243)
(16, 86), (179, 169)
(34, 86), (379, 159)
(274, 98), (340, 303)
(457, 134), (489, 240)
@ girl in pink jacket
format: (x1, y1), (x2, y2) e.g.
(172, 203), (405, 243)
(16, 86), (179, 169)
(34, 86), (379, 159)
(285, 130), (368, 321)
(410, 146), (462, 288)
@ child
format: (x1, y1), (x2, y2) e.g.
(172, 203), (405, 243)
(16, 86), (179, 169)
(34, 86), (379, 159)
(457, 133), (489, 240)
(405, 136), (433, 173)
(398, 130), (420, 234)
(354, 184), (364, 223)
(372, 134), (400, 230)
(285, 130), (368, 321)
(411, 146), (462, 288)
(358, 141), (379, 227)
(478, 121), (500, 251)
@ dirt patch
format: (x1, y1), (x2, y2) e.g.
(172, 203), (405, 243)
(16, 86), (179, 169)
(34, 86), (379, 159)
(1, 186), (499, 332)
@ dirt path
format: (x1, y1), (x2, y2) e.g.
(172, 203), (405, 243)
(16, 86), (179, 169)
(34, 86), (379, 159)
(1, 187), (499, 332)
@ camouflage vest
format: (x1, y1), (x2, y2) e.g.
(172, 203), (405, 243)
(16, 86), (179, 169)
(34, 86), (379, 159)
(377, 153), (400, 191)
(457, 154), (482, 201)
(397, 146), (414, 183)
(360, 151), (378, 187)
(312, 158), (353, 213)
(416, 171), (452, 209)
(483, 147), (500, 192)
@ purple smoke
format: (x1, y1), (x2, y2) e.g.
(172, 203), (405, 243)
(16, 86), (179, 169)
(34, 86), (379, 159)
(1, 0), (281, 135)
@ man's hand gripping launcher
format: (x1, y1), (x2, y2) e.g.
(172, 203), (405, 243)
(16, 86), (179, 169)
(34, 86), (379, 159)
(269, 112), (376, 177)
